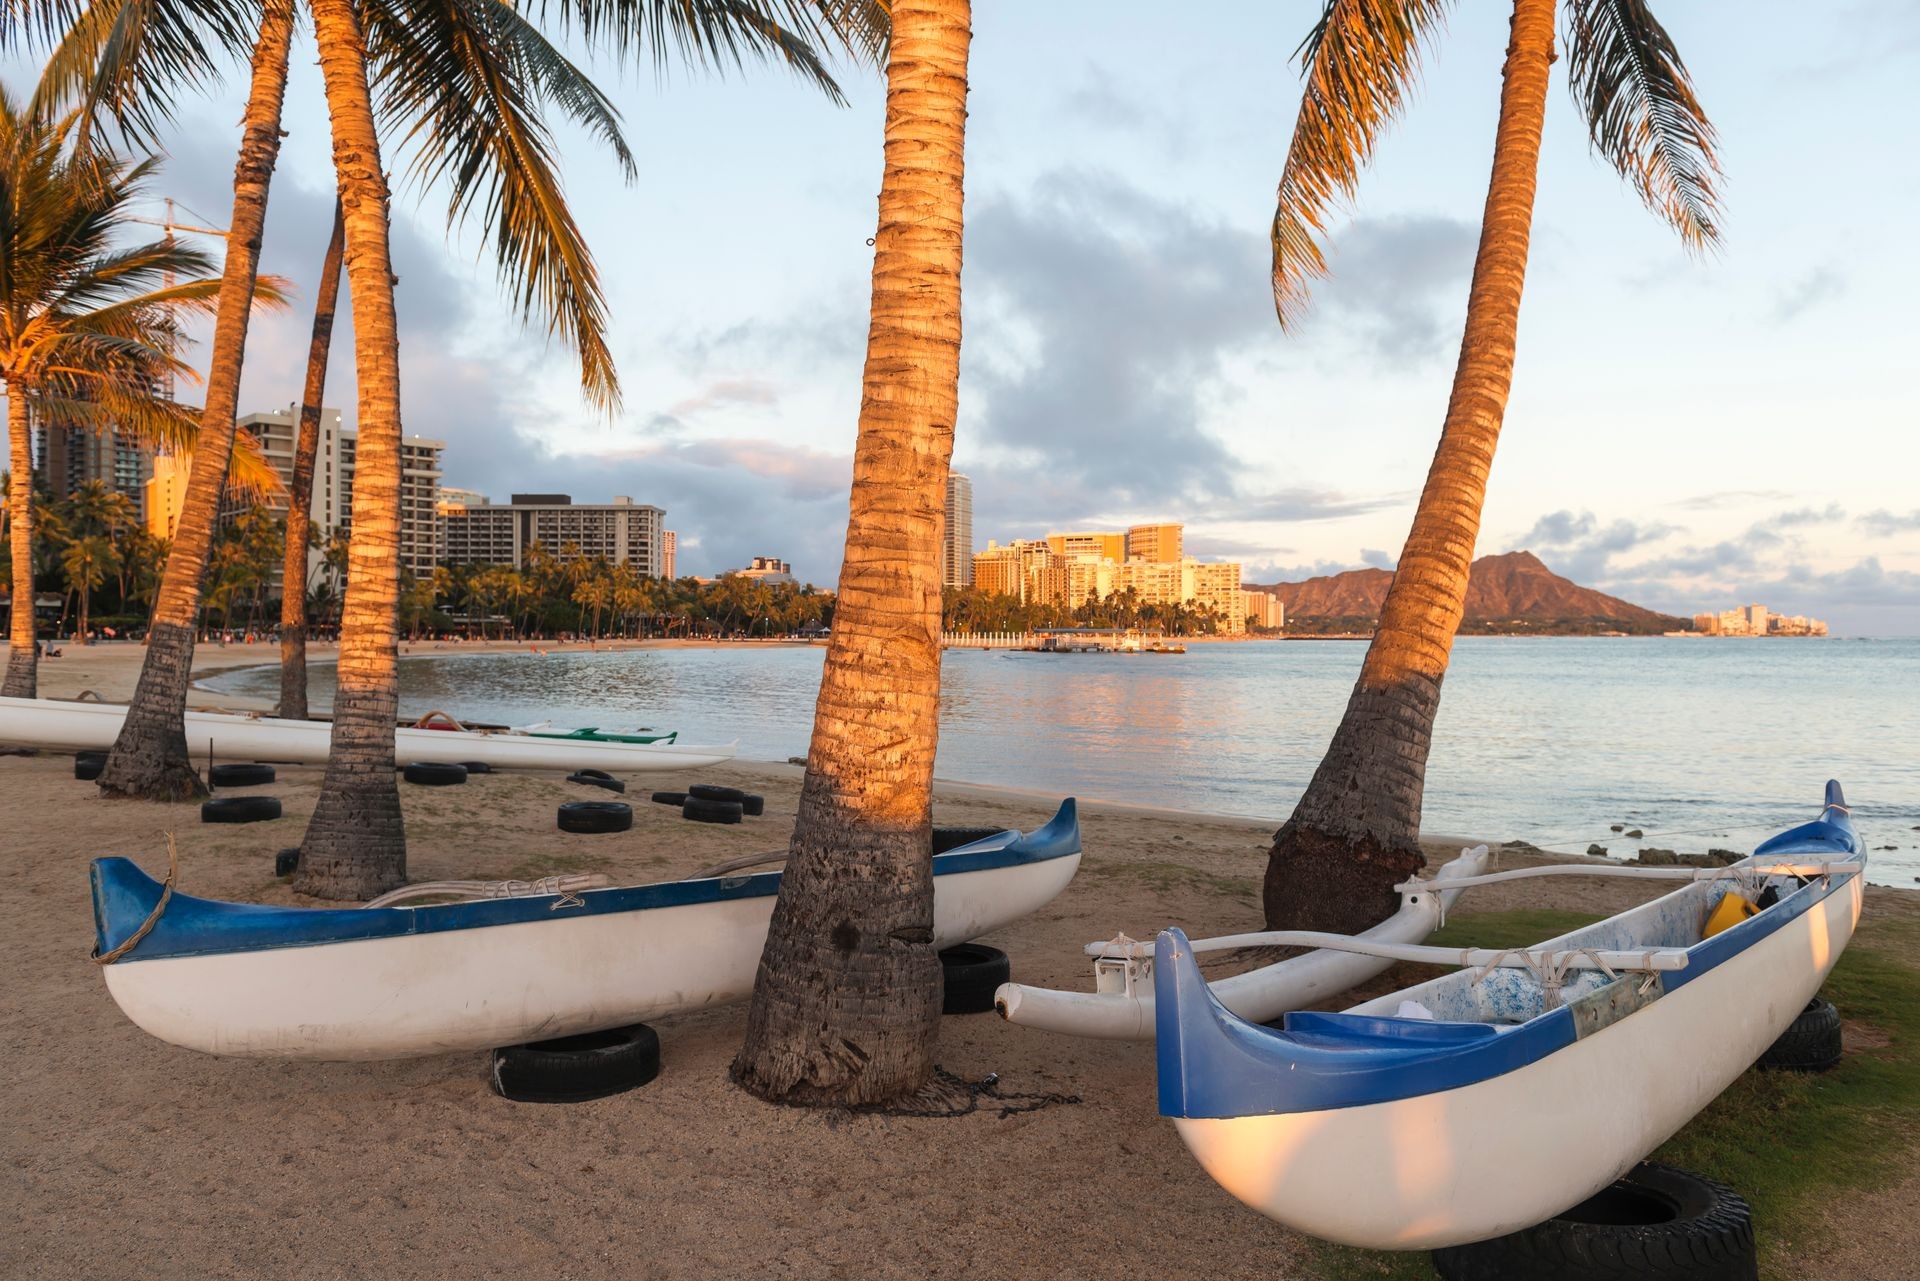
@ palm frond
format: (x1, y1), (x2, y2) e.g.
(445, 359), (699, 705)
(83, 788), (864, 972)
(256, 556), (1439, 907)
(19, 0), (259, 147)
(367, 0), (623, 409)
(1270, 0), (1452, 328)
(536, 0), (877, 95)
(1563, 0), (1721, 251)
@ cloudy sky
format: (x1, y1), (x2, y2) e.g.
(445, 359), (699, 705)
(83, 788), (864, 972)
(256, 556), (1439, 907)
(6, 1), (1917, 633)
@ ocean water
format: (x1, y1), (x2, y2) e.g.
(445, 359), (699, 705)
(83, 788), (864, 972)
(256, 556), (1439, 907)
(204, 637), (1920, 888)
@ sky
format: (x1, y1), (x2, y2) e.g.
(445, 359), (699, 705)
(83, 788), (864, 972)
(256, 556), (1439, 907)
(5, 1), (1917, 634)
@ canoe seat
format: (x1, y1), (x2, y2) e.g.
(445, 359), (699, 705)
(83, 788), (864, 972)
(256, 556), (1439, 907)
(1281, 1011), (1501, 1050)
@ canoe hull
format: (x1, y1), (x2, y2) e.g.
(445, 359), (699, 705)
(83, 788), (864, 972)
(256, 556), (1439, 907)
(1169, 860), (1862, 1249)
(96, 804), (1081, 1060)
(0, 694), (732, 771)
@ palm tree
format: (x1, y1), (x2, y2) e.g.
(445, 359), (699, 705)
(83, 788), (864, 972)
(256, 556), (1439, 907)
(1261, 0), (1721, 933)
(733, 0), (968, 1107)
(278, 201), (343, 720)
(20, 0), (858, 802)
(0, 86), (246, 698)
(59, 530), (113, 640)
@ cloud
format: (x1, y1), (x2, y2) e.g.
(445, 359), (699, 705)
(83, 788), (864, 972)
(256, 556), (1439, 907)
(1770, 268), (1845, 322)
(1360, 547), (1397, 570)
(1670, 490), (1793, 511)
(1311, 215), (1480, 361)
(1770, 504), (1846, 527)
(666, 379), (781, 418)
(1509, 509), (1683, 582)
(1859, 509), (1920, 537)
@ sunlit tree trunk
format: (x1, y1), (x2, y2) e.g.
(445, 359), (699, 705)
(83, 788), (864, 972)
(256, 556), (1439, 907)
(99, 0), (295, 799)
(292, 0), (407, 900)
(278, 202), (345, 721)
(732, 0), (969, 1106)
(1264, 0), (1555, 934)
(4, 394), (36, 696)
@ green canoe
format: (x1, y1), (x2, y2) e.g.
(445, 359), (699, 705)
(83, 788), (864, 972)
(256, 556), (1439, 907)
(527, 727), (679, 745)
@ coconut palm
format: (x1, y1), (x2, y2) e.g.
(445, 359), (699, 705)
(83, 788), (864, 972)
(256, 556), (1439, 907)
(59, 530), (113, 640)
(1261, 0), (1721, 933)
(278, 201), (342, 720)
(0, 85), (264, 698)
(733, 0), (968, 1107)
(10, 0), (863, 809)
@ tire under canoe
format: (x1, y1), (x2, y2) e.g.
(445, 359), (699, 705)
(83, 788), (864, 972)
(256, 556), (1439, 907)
(490, 1024), (661, 1103)
(940, 943), (1011, 1015)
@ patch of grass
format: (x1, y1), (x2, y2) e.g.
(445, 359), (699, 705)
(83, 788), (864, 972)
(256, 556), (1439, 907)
(1305, 907), (1920, 1280)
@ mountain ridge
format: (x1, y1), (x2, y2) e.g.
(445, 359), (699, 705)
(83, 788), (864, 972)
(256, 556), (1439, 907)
(1249, 551), (1685, 634)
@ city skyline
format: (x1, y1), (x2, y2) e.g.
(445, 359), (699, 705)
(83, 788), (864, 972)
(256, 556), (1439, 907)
(3, 1), (1913, 632)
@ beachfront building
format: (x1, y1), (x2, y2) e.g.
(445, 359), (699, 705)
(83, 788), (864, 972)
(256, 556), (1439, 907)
(31, 418), (154, 522)
(438, 494), (666, 577)
(727, 556), (796, 585)
(662, 530), (677, 579)
(1047, 530), (1127, 562)
(943, 472), (973, 588)
(224, 406), (445, 582)
(1693, 604), (1827, 636)
(144, 452), (190, 540)
(970, 535), (1244, 630)
(1242, 589), (1286, 631)
(1126, 522), (1183, 564)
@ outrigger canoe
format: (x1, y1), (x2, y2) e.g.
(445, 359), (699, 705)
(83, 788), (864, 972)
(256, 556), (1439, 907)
(1156, 782), (1864, 1250)
(91, 800), (1081, 1060)
(0, 695), (730, 771)
(995, 845), (1491, 1039)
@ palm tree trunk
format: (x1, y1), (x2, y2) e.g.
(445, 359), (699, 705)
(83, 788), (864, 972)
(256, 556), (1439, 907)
(278, 201), (346, 721)
(1262, 0), (1556, 934)
(4, 393), (37, 697)
(98, 0), (295, 800)
(732, 0), (969, 1106)
(292, 0), (408, 900)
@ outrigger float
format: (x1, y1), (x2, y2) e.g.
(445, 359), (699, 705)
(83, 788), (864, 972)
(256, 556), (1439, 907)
(1154, 782), (1865, 1249)
(90, 800), (1081, 1060)
(0, 695), (730, 772)
(996, 845), (1493, 1039)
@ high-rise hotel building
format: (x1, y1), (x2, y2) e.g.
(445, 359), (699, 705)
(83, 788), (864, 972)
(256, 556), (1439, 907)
(438, 493), (667, 577)
(943, 471), (974, 588)
(969, 519), (1249, 631)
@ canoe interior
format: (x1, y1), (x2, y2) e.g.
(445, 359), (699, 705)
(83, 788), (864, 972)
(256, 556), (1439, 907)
(92, 798), (1080, 964)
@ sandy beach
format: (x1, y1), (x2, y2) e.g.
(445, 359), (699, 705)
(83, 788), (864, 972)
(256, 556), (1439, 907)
(3, 640), (1916, 1279)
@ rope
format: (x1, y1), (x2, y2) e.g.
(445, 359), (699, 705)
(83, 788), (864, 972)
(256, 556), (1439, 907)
(93, 835), (178, 965)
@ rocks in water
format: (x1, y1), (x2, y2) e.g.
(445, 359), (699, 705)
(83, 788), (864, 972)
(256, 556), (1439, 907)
(1707, 848), (1743, 865)
(1626, 829), (1645, 839)
(1587, 843), (1609, 857)
(786, 756), (807, 766)
(1878, 844), (1898, 851)
(1610, 824), (1625, 833)
(1636, 848), (1678, 865)
(1501, 840), (1544, 856)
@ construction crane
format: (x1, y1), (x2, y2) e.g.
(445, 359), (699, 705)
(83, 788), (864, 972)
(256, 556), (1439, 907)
(124, 198), (230, 402)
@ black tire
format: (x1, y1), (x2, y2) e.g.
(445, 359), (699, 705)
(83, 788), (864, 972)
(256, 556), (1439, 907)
(1758, 996), (1843, 1072)
(202, 795), (284, 824)
(649, 790), (687, 806)
(460, 761), (495, 774)
(209, 763), (276, 787)
(932, 826), (1007, 855)
(274, 848), (300, 877)
(74, 756), (104, 781)
(688, 783), (749, 803)
(77, 749), (107, 765)
(558, 800), (632, 834)
(739, 793), (765, 817)
(940, 943), (1011, 1015)
(1431, 1163), (1756, 1281)
(402, 761), (468, 787)
(682, 797), (743, 825)
(567, 770), (626, 794)
(490, 1024), (661, 1103)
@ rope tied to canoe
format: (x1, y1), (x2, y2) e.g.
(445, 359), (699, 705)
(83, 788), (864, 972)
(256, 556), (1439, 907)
(93, 834), (178, 966)
(836, 1067), (1082, 1122)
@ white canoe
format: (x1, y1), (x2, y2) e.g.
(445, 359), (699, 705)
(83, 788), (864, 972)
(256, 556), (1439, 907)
(91, 800), (1082, 1060)
(1155, 782), (1865, 1250)
(0, 694), (734, 771)
(994, 845), (1491, 1039)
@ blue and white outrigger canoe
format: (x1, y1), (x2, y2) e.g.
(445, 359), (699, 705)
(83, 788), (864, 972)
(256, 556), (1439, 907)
(1155, 783), (1865, 1250)
(91, 800), (1080, 1061)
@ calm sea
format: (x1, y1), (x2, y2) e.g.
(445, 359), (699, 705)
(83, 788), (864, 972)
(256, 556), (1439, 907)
(204, 637), (1920, 889)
